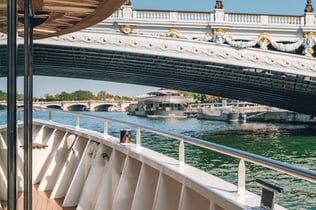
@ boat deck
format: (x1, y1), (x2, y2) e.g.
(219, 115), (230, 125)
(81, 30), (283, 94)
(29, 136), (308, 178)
(0, 185), (75, 210)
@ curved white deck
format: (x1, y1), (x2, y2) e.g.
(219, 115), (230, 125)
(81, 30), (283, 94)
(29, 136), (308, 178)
(0, 118), (288, 210)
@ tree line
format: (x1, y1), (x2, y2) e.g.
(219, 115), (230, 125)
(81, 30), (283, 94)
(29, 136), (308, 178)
(0, 89), (225, 103)
(0, 90), (133, 101)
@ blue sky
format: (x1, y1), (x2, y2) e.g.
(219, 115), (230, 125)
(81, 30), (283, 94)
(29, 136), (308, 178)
(0, 0), (313, 97)
(133, 0), (308, 15)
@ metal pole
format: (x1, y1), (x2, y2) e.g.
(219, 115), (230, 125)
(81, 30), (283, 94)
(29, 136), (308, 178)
(24, 0), (33, 209)
(7, 0), (17, 209)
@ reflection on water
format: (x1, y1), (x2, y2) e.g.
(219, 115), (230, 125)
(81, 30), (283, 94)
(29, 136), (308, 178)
(1, 111), (315, 209)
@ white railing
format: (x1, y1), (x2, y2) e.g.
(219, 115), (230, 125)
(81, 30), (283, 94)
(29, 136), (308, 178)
(177, 11), (212, 21)
(226, 13), (262, 24)
(28, 107), (316, 191)
(268, 15), (301, 25)
(134, 10), (171, 20)
(108, 8), (306, 26)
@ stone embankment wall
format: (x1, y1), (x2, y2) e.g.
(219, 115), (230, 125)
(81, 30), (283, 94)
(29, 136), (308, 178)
(247, 111), (316, 123)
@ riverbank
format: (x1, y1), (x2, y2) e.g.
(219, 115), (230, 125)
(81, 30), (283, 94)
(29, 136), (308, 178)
(246, 110), (316, 124)
(197, 103), (316, 124)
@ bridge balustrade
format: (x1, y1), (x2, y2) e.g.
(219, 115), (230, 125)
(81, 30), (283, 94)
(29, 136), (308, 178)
(268, 15), (301, 25)
(102, 6), (316, 58)
(108, 6), (311, 27)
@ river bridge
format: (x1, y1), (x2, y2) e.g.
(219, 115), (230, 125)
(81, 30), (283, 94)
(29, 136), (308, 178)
(1, 0), (316, 115)
(0, 100), (131, 112)
(1, 1), (316, 210)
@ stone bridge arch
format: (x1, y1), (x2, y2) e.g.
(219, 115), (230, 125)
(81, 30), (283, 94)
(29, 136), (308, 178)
(65, 104), (89, 111)
(46, 105), (63, 110)
(92, 104), (119, 112)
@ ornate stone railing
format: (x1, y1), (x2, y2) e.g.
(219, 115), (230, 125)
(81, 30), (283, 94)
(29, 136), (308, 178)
(109, 7), (310, 26)
(103, 6), (316, 58)
(268, 15), (302, 25)
(226, 13), (262, 24)
(226, 13), (302, 25)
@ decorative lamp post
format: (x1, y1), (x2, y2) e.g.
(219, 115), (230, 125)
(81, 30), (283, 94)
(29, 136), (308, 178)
(305, 0), (314, 13)
(124, 0), (131, 6)
(215, 0), (224, 9)
(214, 0), (224, 22)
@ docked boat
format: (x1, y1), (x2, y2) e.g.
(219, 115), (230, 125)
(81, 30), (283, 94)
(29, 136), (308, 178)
(1, 108), (315, 210)
(128, 89), (194, 118)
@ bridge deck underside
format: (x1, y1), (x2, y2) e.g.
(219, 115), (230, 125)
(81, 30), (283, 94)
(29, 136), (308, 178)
(1, 44), (316, 115)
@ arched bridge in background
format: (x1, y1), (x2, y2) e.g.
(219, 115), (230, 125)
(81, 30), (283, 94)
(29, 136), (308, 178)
(0, 101), (131, 112)
(1, 1), (316, 115)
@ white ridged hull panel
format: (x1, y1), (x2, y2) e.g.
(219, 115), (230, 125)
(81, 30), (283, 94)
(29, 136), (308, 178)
(153, 173), (182, 210)
(0, 131), (7, 200)
(131, 164), (159, 210)
(93, 150), (126, 210)
(111, 157), (142, 210)
(50, 135), (87, 199)
(32, 128), (63, 184)
(63, 140), (99, 207)
(76, 144), (109, 210)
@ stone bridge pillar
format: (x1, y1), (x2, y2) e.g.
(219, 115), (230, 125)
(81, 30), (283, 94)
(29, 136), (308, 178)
(89, 102), (95, 112)
(61, 102), (66, 111)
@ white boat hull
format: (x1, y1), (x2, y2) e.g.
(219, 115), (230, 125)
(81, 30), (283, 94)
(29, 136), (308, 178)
(0, 120), (287, 210)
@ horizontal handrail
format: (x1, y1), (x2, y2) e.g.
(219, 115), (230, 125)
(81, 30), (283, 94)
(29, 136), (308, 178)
(27, 107), (316, 185)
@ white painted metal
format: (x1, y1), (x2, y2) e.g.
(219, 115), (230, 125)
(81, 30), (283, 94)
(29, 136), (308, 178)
(76, 144), (109, 210)
(153, 173), (182, 210)
(179, 187), (210, 210)
(32, 128), (59, 183)
(130, 164), (159, 210)
(1, 110), (307, 209)
(16, 127), (24, 191)
(0, 131), (7, 200)
(37, 132), (69, 191)
(63, 140), (99, 207)
(93, 150), (126, 210)
(50, 136), (86, 199)
(238, 159), (246, 194)
(111, 157), (142, 210)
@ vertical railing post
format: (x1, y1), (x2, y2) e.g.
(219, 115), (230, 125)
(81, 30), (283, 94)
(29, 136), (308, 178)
(136, 128), (141, 146)
(170, 12), (177, 21)
(76, 115), (80, 130)
(18, 110), (21, 121)
(179, 139), (185, 168)
(238, 159), (246, 194)
(104, 120), (108, 138)
(7, 0), (17, 209)
(48, 110), (52, 121)
(23, 0), (34, 208)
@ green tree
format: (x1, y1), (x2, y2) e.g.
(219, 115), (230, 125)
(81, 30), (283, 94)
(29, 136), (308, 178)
(45, 94), (56, 101)
(72, 90), (95, 100)
(96, 90), (112, 100)
(56, 91), (73, 101)
(17, 93), (24, 101)
(113, 95), (121, 101)
(0, 90), (6, 100)
(121, 96), (133, 101)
